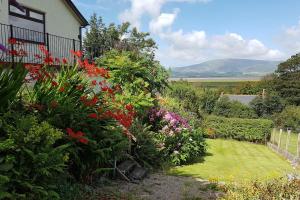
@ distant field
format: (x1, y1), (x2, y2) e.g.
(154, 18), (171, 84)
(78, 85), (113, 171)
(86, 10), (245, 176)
(169, 77), (259, 89)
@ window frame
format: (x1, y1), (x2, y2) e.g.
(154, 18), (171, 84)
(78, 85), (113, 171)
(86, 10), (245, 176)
(8, 3), (46, 44)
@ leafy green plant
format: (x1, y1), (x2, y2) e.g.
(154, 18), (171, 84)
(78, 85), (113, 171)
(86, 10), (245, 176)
(275, 106), (300, 130)
(204, 115), (274, 143)
(0, 112), (68, 200)
(0, 62), (27, 112)
(213, 96), (258, 119)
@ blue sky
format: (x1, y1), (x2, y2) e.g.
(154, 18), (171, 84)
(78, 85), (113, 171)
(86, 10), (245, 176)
(73, 0), (300, 67)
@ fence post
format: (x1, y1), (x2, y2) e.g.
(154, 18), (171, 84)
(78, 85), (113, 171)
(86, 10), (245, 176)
(9, 24), (14, 63)
(278, 129), (283, 150)
(286, 129), (291, 152)
(297, 133), (300, 158)
(72, 39), (76, 64)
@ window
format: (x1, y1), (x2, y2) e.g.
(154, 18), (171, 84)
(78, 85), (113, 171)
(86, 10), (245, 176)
(9, 3), (45, 43)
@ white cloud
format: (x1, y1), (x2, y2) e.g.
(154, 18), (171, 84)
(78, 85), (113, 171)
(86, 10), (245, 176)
(158, 31), (283, 67)
(119, 0), (284, 67)
(119, 0), (210, 29)
(119, 0), (166, 29)
(149, 9), (179, 33)
(277, 20), (300, 54)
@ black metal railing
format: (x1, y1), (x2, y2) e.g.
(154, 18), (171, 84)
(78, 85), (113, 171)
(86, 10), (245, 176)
(0, 23), (81, 64)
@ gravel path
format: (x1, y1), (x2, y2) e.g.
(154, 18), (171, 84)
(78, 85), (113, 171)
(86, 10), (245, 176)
(94, 173), (223, 200)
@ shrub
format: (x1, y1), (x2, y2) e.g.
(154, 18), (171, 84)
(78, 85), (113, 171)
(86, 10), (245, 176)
(130, 119), (162, 167)
(213, 96), (258, 119)
(221, 178), (300, 200)
(250, 93), (284, 117)
(147, 107), (206, 165)
(0, 112), (68, 199)
(164, 128), (206, 165)
(166, 81), (219, 116)
(204, 115), (274, 143)
(275, 106), (300, 130)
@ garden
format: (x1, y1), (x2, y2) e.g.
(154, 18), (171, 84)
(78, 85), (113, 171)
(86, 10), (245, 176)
(0, 14), (300, 200)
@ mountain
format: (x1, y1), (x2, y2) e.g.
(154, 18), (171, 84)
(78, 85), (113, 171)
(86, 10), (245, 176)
(171, 59), (281, 78)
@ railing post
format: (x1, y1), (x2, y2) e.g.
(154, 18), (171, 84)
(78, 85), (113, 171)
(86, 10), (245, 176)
(46, 33), (50, 52)
(73, 39), (76, 64)
(9, 24), (14, 63)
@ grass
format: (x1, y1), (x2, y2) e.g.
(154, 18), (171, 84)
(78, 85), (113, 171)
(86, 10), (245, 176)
(271, 129), (299, 156)
(170, 139), (299, 183)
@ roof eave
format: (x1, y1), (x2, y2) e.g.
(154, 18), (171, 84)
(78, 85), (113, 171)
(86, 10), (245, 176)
(64, 0), (89, 27)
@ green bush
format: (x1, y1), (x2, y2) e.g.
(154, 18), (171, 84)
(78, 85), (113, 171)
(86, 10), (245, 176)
(164, 128), (207, 165)
(221, 178), (300, 200)
(0, 112), (68, 199)
(275, 106), (300, 130)
(166, 81), (219, 116)
(250, 93), (284, 117)
(204, 115), (274, 143)
(213, 96), (258, 119)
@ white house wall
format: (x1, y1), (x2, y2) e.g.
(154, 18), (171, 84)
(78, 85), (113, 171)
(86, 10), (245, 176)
(0, 0), (82, 40)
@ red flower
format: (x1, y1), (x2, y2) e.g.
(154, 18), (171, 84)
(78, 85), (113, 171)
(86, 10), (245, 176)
(44, 56), (54, 65)
(66, 128), (89, 144)
(71, 50), (83, 58)
(62, 58), (68, 64)
(39, 45), (49, 55)
(51, 81), (58, 87)
(76, 84), (84, 91)
(34, 54), (42, 59)
(59, 87), (65, 92)
(8, 38), (17, 44)
(91, 80), (97, 86)
(125, 104), (134, 111)
(79, 138), (89, 144)
(88, 113), (98, 119)
(9, 50), (18, 56)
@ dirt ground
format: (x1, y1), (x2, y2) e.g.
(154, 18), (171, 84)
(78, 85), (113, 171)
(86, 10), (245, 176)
(93, 173), (223, 200)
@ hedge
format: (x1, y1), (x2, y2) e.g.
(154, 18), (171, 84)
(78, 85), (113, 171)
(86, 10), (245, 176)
(204, 115), (274, 143)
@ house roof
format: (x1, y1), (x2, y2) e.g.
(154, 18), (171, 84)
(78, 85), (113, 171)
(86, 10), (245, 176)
(64, 0), (89, 27)
(225, 95), (258, 105)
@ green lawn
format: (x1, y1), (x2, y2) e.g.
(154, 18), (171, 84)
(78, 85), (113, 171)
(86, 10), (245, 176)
(271, 129), (299, 156)
(170, 139), (299, 183)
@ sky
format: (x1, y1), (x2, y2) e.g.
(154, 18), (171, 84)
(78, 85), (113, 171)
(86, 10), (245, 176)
(73, 0), (300, 68)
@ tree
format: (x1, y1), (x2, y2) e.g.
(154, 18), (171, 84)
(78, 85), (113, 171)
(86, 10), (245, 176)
(274, 53), (300, 105)
(83, 14), (157, 60)
(250, 93), (284, 117)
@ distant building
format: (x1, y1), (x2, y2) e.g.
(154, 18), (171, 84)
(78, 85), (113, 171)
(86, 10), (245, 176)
(220, 89), (266, 105)
(224, 95), (258, 105)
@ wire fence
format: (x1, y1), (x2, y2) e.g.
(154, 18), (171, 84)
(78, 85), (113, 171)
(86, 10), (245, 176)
(269, 128), (300, 166)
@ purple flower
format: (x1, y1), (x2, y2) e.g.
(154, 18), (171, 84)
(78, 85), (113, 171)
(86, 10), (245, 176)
(0, 43), (8, 52)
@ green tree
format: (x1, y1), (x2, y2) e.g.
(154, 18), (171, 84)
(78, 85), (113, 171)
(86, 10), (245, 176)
(250, 93), (284, 117)
(83, 14), (157, 59)
(274, 53), (300, 105)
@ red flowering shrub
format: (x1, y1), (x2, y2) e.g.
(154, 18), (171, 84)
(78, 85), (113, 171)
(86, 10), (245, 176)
(24, 45), (135, 182)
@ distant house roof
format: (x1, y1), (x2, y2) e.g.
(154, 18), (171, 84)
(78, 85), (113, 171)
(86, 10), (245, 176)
(64, 0), (89, 27)
(225, 95), (258, 105)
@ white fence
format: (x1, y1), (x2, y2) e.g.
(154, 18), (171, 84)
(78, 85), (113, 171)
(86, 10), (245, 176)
(268, 128), (300, 166)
